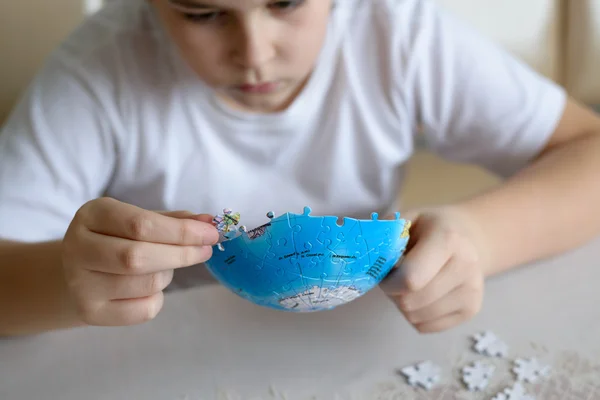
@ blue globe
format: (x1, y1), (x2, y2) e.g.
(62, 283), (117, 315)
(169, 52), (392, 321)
(205, 206), (411, 312)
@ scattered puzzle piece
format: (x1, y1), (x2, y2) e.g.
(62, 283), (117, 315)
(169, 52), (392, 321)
(491, 382), (535, 400)
(473, 331), (509, 357)
(400, 361), (441, 390)
(461, 360), (495, 391)
(512, 357), (551, 383)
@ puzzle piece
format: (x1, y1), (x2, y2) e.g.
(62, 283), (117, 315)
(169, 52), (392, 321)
(213, 208), (241, 235)
(491, 382), (535, 400)
(316, 219), (338, 255)
(381, 227), (393, 247)
(473, 331), (509, 357)
(461, 361), (495, 391)
(512, 358), (551, 383)
(277, 284), (361, 311)
(301, 212), (350, 285)
(400, 220), (411, 238)
(212, 208), (247, 251)
(330, 233), (347, 264)
(400, 361), (441, 390)
(288, 214), (313, 290)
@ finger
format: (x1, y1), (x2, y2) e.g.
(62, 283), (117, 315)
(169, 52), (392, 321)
(394, 256), (466, 312)
(80, 269), (174, 301)
(78, 228), (213, 274)
(401, 284), (479, 325)
(156, 210), (197, 218)
(157, 211), (215, 225)
(414, 312), (471, 334)
(81, 292), (165, 327)
(187, 214), (215, 224)
(81, 198), (219, 246)
(380, 228), (452, 293)
(399, 209), (421, 223)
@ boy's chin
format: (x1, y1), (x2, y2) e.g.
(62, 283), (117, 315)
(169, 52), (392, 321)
(217, 87), (300, 114)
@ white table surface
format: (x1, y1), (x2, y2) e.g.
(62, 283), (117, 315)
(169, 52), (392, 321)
(2, 237), (600, 400)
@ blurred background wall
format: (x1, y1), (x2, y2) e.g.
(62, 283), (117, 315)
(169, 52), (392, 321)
(0, 0), (90, 124)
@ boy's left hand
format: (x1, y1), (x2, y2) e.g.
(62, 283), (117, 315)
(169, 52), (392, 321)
(380, 206), (489, 333)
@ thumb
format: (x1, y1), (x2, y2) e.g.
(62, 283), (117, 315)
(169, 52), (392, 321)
(378, 208), (419, 294)
(400, 208), (421, 223)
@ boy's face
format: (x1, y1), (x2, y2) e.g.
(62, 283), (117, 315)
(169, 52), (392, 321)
(151, 0), (333, 113)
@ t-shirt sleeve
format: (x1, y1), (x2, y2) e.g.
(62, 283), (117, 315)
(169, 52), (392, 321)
(398, 0), (567, 178)
(0, 55), (116, 242)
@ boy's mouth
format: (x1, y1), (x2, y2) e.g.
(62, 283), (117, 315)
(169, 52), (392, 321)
(236, 81), (280, 94)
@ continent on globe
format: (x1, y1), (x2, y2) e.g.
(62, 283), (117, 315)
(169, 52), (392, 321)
(278, 285), (362, 311)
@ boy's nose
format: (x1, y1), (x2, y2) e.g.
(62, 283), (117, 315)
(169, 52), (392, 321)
(232, 23), (275, 70)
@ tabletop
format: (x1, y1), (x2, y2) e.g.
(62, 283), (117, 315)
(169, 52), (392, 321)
(2, 236), (600, 400)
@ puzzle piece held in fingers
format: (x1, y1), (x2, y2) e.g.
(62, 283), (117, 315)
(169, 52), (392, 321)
(213, 208), (246, 250)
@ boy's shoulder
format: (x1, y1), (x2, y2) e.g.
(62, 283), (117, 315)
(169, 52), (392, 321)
(39, 0), (179, 117)
(338, 0), (444, 63)
(344, 0), (436, 31)
(52, 0), (165, 73)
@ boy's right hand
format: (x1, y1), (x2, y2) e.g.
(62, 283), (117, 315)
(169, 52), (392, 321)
(61, 197), (219, 327)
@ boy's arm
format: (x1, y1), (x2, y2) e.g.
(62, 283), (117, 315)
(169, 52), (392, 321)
(0, 55), (117, 336)
(0, 241), (85, 336)
(458, 97), (600, 276)
(394, 2), (600, 275)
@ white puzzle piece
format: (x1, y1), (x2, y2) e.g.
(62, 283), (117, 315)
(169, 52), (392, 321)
(472, 331), (509, 357)
(461, 360), (496, 391)
(491, 382), (535, 400)
(400, 361), (441, 390)
(512, 358), (551, 383)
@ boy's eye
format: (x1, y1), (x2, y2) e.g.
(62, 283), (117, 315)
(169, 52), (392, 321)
(268, 0), (306, 12)
(180, 0), (305, 23)
(182, 11), (225, 23)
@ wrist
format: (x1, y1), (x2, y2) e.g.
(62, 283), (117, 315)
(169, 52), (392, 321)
(444, 202), (495, 277)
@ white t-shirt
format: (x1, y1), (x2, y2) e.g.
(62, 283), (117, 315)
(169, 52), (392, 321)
(0, 0), (566, 243)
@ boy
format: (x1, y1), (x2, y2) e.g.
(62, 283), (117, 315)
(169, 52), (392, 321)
(1, 0), (599, 337)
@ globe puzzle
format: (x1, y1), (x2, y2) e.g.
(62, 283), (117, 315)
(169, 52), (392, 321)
(205, 206), (411, 312)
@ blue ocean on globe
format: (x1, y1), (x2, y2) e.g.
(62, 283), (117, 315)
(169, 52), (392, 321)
(205, 206), (411, 312)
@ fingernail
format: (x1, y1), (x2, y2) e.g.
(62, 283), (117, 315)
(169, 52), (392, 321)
(200, 227), (220, 245)
(190, 214), (214, 223)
